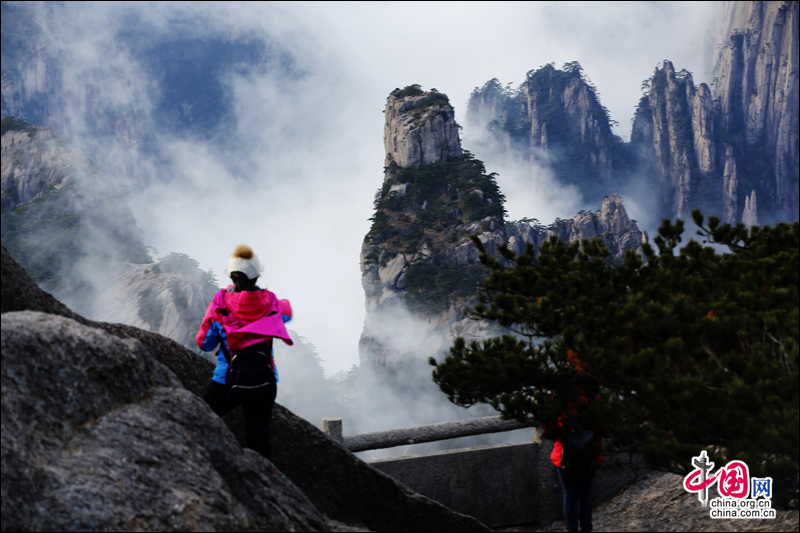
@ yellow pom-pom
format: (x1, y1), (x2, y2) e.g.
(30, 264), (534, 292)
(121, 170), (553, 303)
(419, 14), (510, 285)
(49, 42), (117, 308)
(233, 244), (253, 259)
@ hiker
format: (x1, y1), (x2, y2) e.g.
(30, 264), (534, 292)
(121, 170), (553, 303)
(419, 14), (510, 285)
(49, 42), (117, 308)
(196, 244), (293, 460)
(549, 351), (606, 533)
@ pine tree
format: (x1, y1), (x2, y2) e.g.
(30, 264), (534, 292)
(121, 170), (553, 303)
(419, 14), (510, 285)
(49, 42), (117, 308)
(431, 211), (799, 508)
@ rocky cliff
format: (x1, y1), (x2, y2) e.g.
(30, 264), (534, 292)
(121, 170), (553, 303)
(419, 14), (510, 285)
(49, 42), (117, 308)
(467, 3), (798, 227)
(627, 1), (798, 225)
(384, 85), (463, 167)
(1, 122), (151, 311)
(714, 0), (799, 223)
(93, 254), (219, 353)
(1, 121), (217, 349)
(507, 194), (648, 263)
(631, 60), (717, 220)
(466, 64), (627, 202)
(1, 244), (490, 532)
(361, 87), (508, 370)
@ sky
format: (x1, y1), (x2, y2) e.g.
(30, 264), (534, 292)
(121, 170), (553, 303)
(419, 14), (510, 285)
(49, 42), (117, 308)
(7, 1), (719, 378)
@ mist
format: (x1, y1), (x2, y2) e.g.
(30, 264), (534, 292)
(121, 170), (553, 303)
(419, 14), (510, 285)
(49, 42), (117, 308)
(3, 2), (721, 437)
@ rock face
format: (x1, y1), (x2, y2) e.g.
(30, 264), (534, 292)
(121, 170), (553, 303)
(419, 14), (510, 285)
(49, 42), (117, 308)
(93, 255), (218, 351)
(548, 194), (648, 261)
(629, 2), (798, 224)
(631, 61), (717, 220)
(1, 244), (490, 532)
(384, 88), (462, 167)
(1, 311), (330, 532)
(714, 0), (799, 223)
(1, 125), (147, 252)
(1, 124), (152, 314)
(506, 194), (647, 264)
(468, 5), (798, 227)
(362, 88), (506, 370)
(466, 65), (621, 201)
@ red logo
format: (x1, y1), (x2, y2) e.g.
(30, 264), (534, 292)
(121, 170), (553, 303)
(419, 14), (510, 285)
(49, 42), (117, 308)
(684, 453), (750, 500)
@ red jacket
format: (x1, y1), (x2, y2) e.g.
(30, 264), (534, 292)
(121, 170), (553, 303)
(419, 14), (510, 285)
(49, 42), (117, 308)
(548, 394), (606, 468)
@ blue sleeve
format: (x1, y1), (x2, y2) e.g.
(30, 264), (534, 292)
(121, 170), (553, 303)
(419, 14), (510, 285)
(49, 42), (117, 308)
(202, 322), (231, 385)
(282, 314), (291, 323)
(201, 321), (223, 351)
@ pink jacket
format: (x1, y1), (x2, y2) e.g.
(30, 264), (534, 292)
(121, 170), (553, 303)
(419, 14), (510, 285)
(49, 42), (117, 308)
(196, 287), (293, 354)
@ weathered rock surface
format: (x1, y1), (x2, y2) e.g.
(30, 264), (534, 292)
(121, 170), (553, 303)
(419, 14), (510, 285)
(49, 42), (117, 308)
(742, 189), (759, 227)
(1, 244), (490, 532)
(722, 145), (739, 223)
(714, 0), (799, 222)
(507, 194), (647, 264)
(1, 125), (146, 255)
(466, 66), (619, 199)
(384, 90), (462, 167)
(631, 61), (716, 220)
(93, 259), (216, 351)
(1, 311), (329, 532)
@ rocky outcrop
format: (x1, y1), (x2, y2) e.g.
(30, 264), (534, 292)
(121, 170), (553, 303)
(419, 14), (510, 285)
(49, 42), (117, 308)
(722, 145), (739, 223)
(1, 244), (490, 532)
(1, 125), (146, 248)
(1, 311), (329, 532)
(466, 64), (620, 201)
(742, 189), (759, 226)
(384, 88), (462, 167)
(362, 87), (650, 374)
(714, 0), (799, 222)
(631, 61), (716, 220)
(362, 88), (506, 370)
(507, 194), (647, 264)
(93, 256), (217, 351)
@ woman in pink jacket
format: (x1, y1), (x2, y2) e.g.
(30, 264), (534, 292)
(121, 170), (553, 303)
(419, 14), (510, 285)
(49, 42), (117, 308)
(196, 244), (293, 459)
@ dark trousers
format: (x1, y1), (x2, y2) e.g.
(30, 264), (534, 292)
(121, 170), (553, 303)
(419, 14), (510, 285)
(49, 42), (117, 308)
(557, 467), (596, 532)
(202, 379), (277, 460)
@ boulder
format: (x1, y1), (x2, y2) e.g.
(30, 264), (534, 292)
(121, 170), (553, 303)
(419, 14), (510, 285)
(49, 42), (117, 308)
(1, 311), (328, 532)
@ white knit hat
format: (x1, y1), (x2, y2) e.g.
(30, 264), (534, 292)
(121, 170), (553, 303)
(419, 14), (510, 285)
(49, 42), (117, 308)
(227, 244), (264, 280)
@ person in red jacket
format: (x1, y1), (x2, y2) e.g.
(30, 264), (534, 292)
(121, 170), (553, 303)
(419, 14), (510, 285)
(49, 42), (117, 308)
(547, 350), (606, 533)
(196, 244), (293, 460)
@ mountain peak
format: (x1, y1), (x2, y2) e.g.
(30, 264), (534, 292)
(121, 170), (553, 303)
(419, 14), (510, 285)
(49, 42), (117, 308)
(384, 86), (462, 168)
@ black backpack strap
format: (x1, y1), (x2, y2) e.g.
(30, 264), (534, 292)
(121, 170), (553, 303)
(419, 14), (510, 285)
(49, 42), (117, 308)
(219, 335), (232, 363)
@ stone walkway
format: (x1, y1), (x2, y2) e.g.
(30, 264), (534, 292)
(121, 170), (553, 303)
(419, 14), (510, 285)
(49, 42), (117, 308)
(498, 471), (798, 532)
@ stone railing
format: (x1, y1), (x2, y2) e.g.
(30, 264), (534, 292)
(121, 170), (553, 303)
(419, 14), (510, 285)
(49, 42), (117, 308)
(321, 415), (539, 452)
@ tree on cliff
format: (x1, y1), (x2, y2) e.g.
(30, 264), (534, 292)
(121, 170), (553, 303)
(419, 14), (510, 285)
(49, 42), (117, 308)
(431, 211), (799, 507)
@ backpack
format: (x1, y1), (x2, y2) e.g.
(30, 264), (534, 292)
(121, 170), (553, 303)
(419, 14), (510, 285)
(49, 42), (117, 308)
(221, 339), (275, 395)
(560, 427), (596, 470)
(215, 290), (277, 395)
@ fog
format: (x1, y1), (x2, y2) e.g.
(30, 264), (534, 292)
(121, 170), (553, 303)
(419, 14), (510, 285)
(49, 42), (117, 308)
(4, 0), (718, 382)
